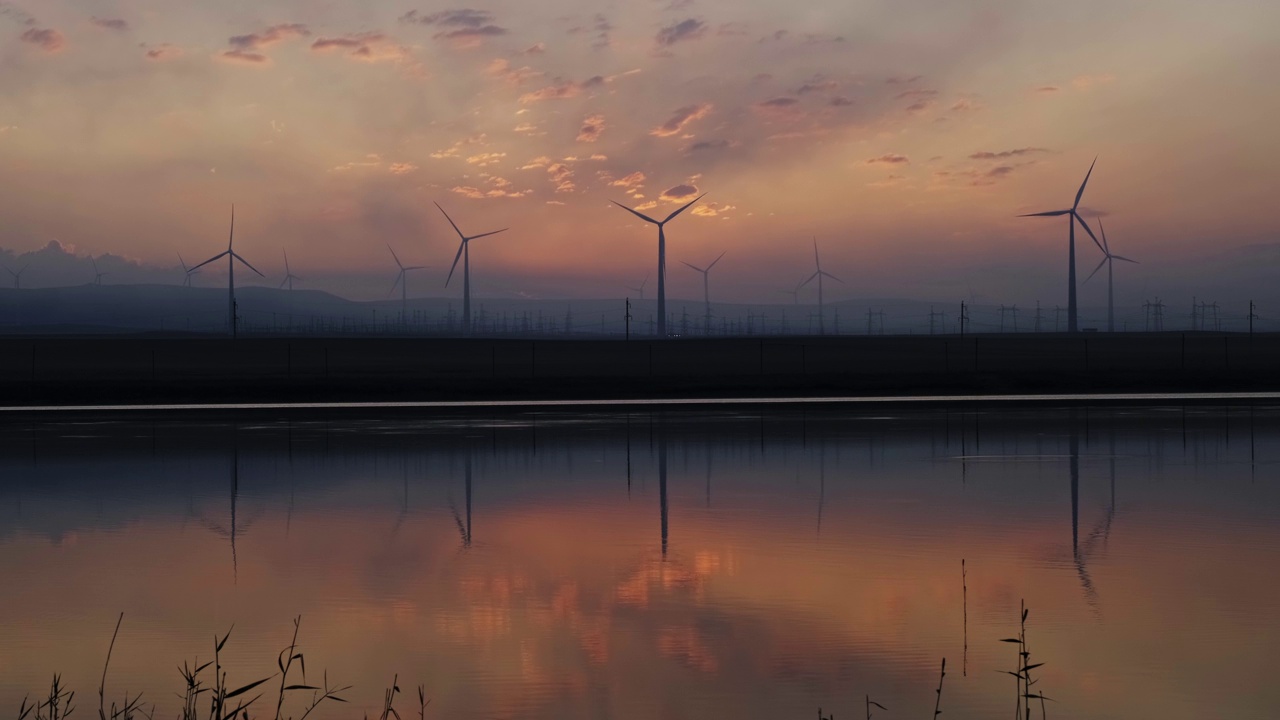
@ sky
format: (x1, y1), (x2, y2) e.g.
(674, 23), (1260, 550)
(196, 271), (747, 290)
(0, 0), (1277, 306)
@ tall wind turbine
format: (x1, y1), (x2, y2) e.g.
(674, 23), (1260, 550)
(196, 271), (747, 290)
(626, 273), (650, 300)
(188, 205), (264, 335)
(800, 238), (843, 335)
(279, 249), (302, 291)
(612, 194), (706, 337)
(388, 244), (425, 328)
(91, 257), (108, 285)
(437, 202), (507, 334)
(5, 264), (28, 289)
(178, 253), (199, 287)
(1019, 158), (1103, 333)
(682, 250), (726, 336)
(1084, 218), (1138, 333)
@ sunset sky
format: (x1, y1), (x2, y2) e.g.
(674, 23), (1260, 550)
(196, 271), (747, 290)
(1, 0), (1277, 303)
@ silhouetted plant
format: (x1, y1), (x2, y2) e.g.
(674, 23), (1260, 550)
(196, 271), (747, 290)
(931, 658), (946, 719)
(1000, 600), (1053, 720)
(865, 694), (887, 719)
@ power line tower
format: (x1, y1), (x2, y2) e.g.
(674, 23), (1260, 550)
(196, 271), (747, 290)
(1210, 302), (1220, 331)
(681, 306), (689, 336)
(929, 306), (946, 335)
(959, 301), (969, 338)
(1034, 301), (1043, 333)
(1190, 297), (1199, 331)
(1053, 305), (1064, 332)
(1153, 298), (1164, 331)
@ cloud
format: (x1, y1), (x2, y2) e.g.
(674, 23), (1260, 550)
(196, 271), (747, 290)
(522, 42), (545, 54)
(968, 147), (1049, 160)
(520, 156), (552, 170)
(20, 27), (64, 53)
(430, 133), (488, 159)
(650, 103), (713, 137)
(655, 18), (707, 46)
(905, 99), (934, 114)
(90, 17), (129, 31)
(142, 43), (182, 61)
(518, 74), (608, 103)
(450, 174), (531, 198)
(576, 114), (606, 143)
(0, 2), (36, 27)
(885, 75), (923, 85)
(829, 96), (854, 107)
(388, 163), (418, 175)
(1034, 86), (1060, 94)
(311, 33), (413, 64)
(399, 9), (507, 45)
(220, 23), (308, 64)
(610, 171), (646, 189)
(867, 154), (909, 165)
(466, 152), (507, 166)
(568, 13), (613, 50)
(220, 50), (269, 64)
(659, 184), (700, 202)
(684, 139), (731, 154)
(486, 58), (543, 85)
(753, 96), (804, 120)
(950, 99), (979, 112)
(796, 80), (839, 95)
(895, 89), (937, 100)
(691, 202), (734, 217)
(546, 163), (575, 193)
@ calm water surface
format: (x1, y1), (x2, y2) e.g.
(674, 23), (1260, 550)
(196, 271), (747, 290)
(1, 406), (1277, 719)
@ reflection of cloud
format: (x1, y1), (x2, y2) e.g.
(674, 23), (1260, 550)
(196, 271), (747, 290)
(650, 103), (713, 137)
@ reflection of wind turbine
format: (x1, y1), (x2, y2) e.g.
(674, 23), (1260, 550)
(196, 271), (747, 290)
(178, 253), (198, 287)
(659, 433), (669, 559)
(279, 249), (302, 291)
(449, 454), (473, 548)
(5, 264), (29, 289)
(188, 205), (265, 335)
(682, 250), (726, 336)
(388, 245), (425, 328)
(612, 194), (706, 338)
(800, 238), (843, 335)
(1084, 218), (1138, 333)
(91, 257), (108, 285)
(1019, 158), (1103, 333)
(438, 202), (508, 335)
(626, 273), (650, 300)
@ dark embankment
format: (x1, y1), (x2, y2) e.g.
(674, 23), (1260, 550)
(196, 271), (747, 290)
(0, 332), (1277, 406)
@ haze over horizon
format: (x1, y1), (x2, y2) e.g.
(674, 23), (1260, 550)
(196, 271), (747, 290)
(1, 0), (1277, 306)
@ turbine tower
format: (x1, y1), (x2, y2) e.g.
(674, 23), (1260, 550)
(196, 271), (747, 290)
(1019, 158), (1103, 333)
(279, 249), (302, 291)
(682, 250), (726, 336)
(1084, 218), (1138, 333)
(91, 257), (108, 285)
(626, 273), (650, 300)
(178, 253), (199, 287)
(5, 264), (28, 289)
(612, 193), (706, 337)
(189, 205), (264, 335)
(437, 202), (508, 334)
(800, 238), (843, 335)
(388, 244), (425, 328)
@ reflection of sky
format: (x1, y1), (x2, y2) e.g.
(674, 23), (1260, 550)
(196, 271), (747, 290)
(1, 408), (1278, 719)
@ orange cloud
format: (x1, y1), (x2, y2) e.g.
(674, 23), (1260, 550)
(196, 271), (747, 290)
(659, 184), (699, 202)
(576, 114), (606, 143)
(867, 154), (909, 165)
(20, 28), (65, 53)
(143, 43), (182, 61)
(650, 103), (713, 137)
(311, 33), (413, 64)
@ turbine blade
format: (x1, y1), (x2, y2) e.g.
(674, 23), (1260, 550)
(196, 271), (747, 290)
(1098, 217), (1110, 254)
(612, 201), (659, 224)
(1084, 256), (1107, 284)
(387, 244), (403, 269)
(228, 204), (235, 251)
(231, 251), (265, 277)
(187, 251), (230, 272)
(1018, 210), (1071, 217)
(406, 265), (426, 271)
(468, 228), (508, 241)
(279, 277), (288, 289)
(822, 271), (845, 284)
(389, 271), (403, 297)
(799, 271), (819, 289)
(435, 202), (468, 240)
(283, 248), (290, 274)
(1073, 157), (1097, 210)
(707, 250), (727, 270)
(1111, 255), (1139, 264)
(681, 261), (704, 272)
(1073, 212), (1104, 253)
(445, 240), (465, 287)
(662, 193), (706, 223)
(178, 252), (188, 272)
(813, 237), (820, 269)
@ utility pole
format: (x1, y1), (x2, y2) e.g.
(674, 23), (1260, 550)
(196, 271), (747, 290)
(1249, 300), (1257, 337)
(625, 298), (631, 340)
(959, 301), (968, 338)
(232, 299), (239, 339)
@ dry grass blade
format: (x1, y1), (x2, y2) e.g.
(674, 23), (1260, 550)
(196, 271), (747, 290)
(99, 613), (124, 720)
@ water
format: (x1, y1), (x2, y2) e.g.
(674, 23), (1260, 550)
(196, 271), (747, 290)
(1, 405), (1277, 719)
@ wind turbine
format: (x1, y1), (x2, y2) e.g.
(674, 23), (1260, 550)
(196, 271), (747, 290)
(800, 238), (843, 335)
(178, 253), (199, 287)
(5, 264), (28, 289)
(612, 193), (706, 337)
(1084, 218), (1138, 333)
(388, 244), (425, 328)
(682, 250), (726, 336)
(91, 257), (108, 285)
(279, 249), (302, 291)
(437, 202), (507, 334)
(626, 273), (650, 300)
(188, 205), (264, 335)
(1019, 158), (1103, 332)
(780, 279), (804, 305)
